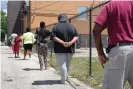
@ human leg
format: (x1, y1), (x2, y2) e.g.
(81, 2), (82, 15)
(55, 53), (67, 83)
(127, 47), (133, 89)
(66, 53), (73, 79)
(17, 50), (20, 58)
(23, 44), (27, 59)
(43, 43), (48, 70)
(14, 51), (17, 58)
(28, 44), (33, 59)
(102, 46), (131, 89)
(24, 50), (27, 59)
(128, 65), (133, 89)
(37, 44), (44, 70)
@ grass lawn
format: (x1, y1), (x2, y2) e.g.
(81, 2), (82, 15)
(48, 56), (130, 89)
(48, 56), (104, 88)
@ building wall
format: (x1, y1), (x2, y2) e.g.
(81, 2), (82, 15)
(29, 1), (109, 48)
(79, 34), (108, 48)
(8, 1), (24, 37)
(30, 1), (107, 34)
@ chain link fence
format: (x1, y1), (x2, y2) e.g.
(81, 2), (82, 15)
(68, 2), (108, 88)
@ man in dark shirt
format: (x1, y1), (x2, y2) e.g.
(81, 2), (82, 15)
(35, 21), (50, 70)
(51, 13), (78, 84)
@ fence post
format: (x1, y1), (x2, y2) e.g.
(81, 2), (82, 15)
(50, 41), (53, 57)
(85, 40), (88, 50)
(69, 19), (71, 23)
(89, 10), (92, 76)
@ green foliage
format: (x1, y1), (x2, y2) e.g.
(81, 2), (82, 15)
(1, 10), (7, 41)
(1, 10), (7, 33)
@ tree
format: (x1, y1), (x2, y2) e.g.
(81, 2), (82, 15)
(1, 10), (7, 41)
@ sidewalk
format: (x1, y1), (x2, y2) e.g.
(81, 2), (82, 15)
(23, 48), (93, 89)
(2, 45), (92, 89)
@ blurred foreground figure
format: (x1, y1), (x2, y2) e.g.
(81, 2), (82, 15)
(93, 1), (133, 89)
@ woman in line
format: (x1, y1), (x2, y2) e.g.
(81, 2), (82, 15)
(14, 33), (22, 58)
(8, 33), (18, 53)
(22, 28), (35, 60)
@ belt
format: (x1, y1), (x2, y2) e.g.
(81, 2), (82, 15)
(110, 42), (133, 49)
(106, 42), (133, 53)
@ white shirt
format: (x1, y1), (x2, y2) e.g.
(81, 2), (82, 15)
(9, 33), (18, 44)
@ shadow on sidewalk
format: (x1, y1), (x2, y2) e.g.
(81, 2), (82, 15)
(15, 58), (27, 60)
(8, 57), (15, 58)
(22, 68), (40, 71)
(5, 53), (13, 54)
(32, 80), (60, 85)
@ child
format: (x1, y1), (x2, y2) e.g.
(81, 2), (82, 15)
(14, 33), (22, 58)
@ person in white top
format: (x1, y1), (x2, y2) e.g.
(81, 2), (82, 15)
(8, 33), (18, 53)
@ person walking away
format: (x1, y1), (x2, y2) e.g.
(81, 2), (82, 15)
(22, 28), (35, 60)
(8, 33), (18, 53)
(14, 33), (22, 58)
(93, 1), (133, 89)
(51, 13), (78, 84)
(35, 21), (50, 70)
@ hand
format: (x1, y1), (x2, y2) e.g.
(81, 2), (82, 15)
(98, 54), (108, 65)
(62, 42), (68, 47)
(67, 42), (73, 47)
(62, 42), (73, 47)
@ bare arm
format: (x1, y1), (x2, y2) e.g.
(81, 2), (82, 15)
(93, 23), (104, 55)
(93, 23), (107, 64)
(70, 36), (78, 44)
(53, 37), (65, 45)
(53, 36), (79, 47)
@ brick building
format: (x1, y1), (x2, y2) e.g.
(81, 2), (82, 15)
(29, 1), (108, 47)
(8, 1), (108, 47)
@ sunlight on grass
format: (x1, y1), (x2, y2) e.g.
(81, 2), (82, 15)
(48, 56), (131, 89)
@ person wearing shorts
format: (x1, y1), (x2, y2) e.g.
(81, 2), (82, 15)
(22, 28), (35, 60)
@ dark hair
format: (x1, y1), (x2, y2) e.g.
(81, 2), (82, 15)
(40, 21), (45, 28)
(17, 33), (21, 36)
(26, 28), (31, 32)
(58, 13), (68, 22)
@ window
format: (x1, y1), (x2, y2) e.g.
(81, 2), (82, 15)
(78, 6), (88, 20)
